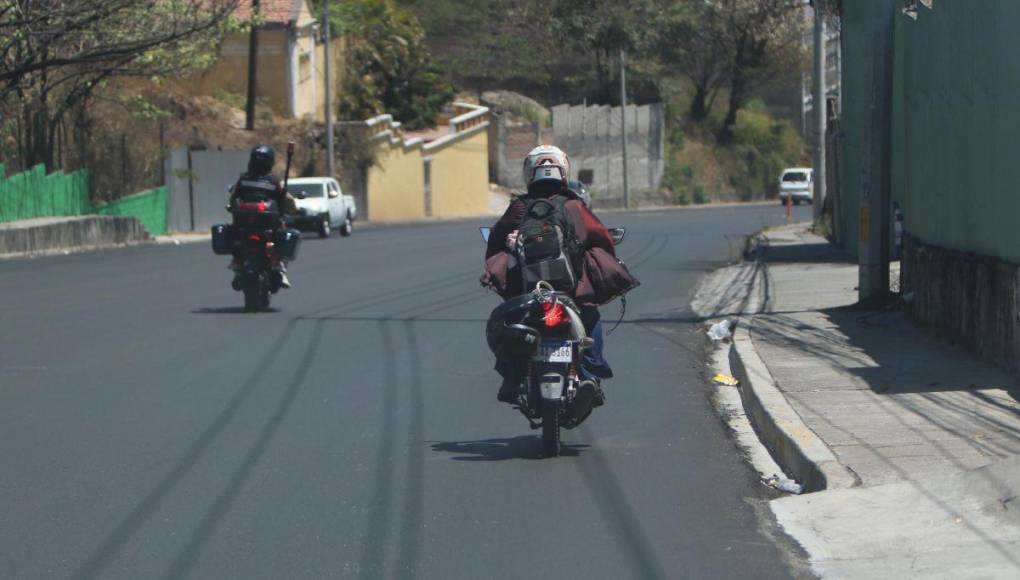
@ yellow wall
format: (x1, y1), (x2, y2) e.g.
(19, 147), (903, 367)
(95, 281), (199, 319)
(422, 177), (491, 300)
(362, 103), (490, 222)
(179, 0), (344, 122)
(311, 38), (346, 121)
(367, 138), (426, 222)
(427, 128), (490, 218)
(186, 29), (291, 117)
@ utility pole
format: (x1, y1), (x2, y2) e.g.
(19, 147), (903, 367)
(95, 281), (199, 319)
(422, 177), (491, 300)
(245, 0), (260, 131)
(812, 3), (827, 223)
(323, 0), (335, 176)
(858, 0), (895, 304)
(620, 48), (630, 209)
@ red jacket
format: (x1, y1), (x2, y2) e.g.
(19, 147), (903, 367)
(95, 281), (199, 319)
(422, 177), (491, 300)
(480, 192), (640, 305)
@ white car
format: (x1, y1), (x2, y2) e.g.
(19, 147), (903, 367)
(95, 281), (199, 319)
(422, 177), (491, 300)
(779, 167), (814, 205)
(286, 177), (357, 238)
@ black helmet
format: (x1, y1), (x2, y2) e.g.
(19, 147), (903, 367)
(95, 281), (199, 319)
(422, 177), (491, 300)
(248, 144), (275, 175)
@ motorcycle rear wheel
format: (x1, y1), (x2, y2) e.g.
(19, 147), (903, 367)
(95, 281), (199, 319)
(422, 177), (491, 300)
(243, 278), (259, 312)
(541, 402), (560, 457)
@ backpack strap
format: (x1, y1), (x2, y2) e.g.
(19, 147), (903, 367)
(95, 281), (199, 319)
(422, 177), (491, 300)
(545, 194), (584, 273)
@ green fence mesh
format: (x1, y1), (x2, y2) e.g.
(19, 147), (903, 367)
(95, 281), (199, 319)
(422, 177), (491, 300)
(94, 187), (168, 236)
(0, 164), (167, 237)
(0, 164), (91, 223)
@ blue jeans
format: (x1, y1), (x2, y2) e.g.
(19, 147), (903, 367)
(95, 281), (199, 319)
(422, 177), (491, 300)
(495, 305), (613, 383)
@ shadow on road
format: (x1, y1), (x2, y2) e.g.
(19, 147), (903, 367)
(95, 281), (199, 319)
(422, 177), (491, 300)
(191, 306), (280, 314)
(431, 437), (588, 460)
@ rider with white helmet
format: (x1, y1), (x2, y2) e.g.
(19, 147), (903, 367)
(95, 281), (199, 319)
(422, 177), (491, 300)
(481, 145), (640, 408)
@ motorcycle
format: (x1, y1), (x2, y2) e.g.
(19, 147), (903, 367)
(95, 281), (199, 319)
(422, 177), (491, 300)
(481, 226), (626, 457)
(211, 142), (303, 312)
(220, 201), (300, 312)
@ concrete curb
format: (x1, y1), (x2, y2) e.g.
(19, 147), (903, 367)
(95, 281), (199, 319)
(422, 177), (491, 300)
(0, 216), (152, 259)
(729, 321), (859, 492)
(705, 230), (859, 492)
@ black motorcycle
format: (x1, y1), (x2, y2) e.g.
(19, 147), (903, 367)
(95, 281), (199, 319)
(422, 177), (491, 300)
(213, 200), (301, 312)
(481, 226), (625, 457)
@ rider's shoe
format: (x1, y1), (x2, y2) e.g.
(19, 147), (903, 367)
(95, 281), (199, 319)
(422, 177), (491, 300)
(272, 262), (291, 289)
(592, 381), (606, 407)
(575, 377), (595, 405)
(497, 377), (518, 403)
(575, 379), (604, 412)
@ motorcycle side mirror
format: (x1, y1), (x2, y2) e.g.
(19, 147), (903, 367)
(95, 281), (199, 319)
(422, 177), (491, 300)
(609, 227), (626, 245)
(578, 168), (594, 186)
(479, 227), (491, 243)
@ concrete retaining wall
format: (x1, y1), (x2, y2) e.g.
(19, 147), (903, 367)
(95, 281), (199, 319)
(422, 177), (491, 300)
(551, 103), (664, 202)
(902, 233), (1020, 374)
(0, 216), (151, 257)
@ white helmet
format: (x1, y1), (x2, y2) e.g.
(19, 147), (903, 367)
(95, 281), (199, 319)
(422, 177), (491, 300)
(522, 145), (570, 189)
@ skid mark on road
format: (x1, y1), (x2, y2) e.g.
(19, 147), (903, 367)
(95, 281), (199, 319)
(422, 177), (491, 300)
(162, 321), (326, 580)
(575, 429), (670, 580)
(71, 321), (300, 580)
(358, 322), (401, 578)
(296, 270), (478, 321)
(395, 321), (426, 578)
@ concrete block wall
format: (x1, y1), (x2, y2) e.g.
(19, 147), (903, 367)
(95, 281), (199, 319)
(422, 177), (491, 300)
(902, 234), (1020, 375)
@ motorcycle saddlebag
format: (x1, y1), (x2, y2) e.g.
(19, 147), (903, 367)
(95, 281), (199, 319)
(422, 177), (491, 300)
(486, 293), (542, 357)
(274, 229), (301, 261)
(211, 224), (234, 255)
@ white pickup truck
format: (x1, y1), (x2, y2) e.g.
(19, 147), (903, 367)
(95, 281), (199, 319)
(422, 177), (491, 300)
(286, 177), (357, 238)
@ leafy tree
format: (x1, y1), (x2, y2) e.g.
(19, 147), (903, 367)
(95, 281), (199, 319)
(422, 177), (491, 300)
(0, 0), (239, 170)
(326, 0), (454, 129)
(546, 0), (665, 103)
(653, 2), (729, 122)
(714, 0), (806, 144)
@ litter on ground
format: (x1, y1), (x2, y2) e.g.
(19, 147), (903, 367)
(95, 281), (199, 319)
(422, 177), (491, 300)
(712, 373), (740, 386)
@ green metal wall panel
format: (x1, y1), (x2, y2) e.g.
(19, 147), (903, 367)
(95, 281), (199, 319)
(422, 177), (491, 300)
(836, 2), (868, 257)
(893, 2), (1020, 263)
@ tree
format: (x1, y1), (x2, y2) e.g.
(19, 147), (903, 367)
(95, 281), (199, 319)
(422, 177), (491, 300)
(401, 0), (551, 99)
(327, 0), (454, 129)
(0, 0), (239, 170)
(653, 2), (730, 122)
(714, 0), (806, 144)
(547, 0), (665, 103)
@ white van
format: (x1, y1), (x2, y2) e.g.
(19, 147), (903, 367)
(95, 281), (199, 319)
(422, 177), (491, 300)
(779, 168), (813, 205)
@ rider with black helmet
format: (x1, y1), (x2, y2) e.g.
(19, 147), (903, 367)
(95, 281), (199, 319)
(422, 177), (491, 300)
(228, 145), (299, 288)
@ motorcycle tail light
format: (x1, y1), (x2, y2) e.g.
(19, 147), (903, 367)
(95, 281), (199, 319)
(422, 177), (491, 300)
(542, 302), (565, 328)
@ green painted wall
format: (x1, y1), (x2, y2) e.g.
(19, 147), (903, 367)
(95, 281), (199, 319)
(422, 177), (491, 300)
(0, 164), (91, 223)
(94, 187), (168, 236)
(842, 2), (1020, 263)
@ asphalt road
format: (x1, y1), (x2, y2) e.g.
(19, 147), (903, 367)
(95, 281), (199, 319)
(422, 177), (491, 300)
(0, 203), (812, 579)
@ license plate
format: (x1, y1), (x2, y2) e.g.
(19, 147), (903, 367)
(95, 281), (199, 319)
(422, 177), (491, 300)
(537, 341), (572, 363)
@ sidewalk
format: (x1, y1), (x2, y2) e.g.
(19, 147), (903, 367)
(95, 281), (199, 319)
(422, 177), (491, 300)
(695, 222), (1020, 578)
